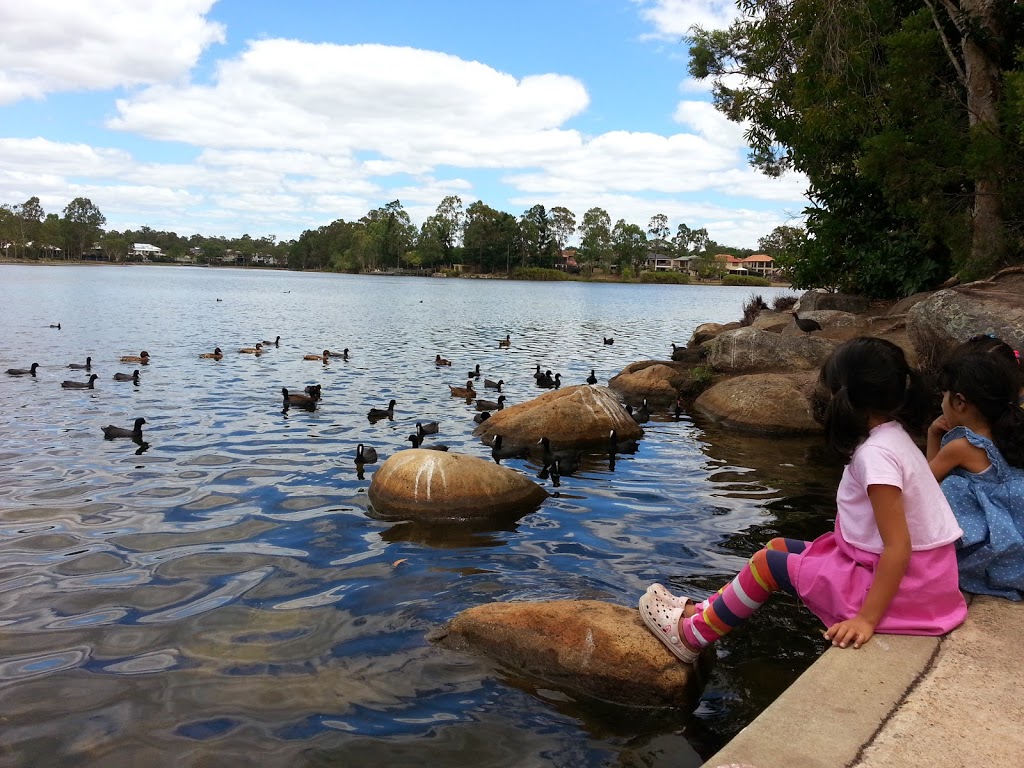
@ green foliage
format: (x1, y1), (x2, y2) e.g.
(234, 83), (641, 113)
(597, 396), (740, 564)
(639, 271), (690, 284)
(689, 0), (1024, 297)
(723, 275), (771, 287)
(509, 267), (570, 281)
(619, 265), (635, 280)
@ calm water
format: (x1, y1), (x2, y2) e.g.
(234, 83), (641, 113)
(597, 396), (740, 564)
(0, 266), (841, 767)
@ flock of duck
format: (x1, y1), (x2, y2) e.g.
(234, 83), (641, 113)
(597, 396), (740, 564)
(6, 327), (668, 487)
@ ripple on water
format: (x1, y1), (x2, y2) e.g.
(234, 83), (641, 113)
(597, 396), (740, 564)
(0, 267), (833, 764)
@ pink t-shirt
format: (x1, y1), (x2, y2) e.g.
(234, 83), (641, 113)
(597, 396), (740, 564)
(837, 420), (963, 553)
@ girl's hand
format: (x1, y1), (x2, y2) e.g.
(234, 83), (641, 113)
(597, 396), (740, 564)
(928, 414), (950, 437)
(824, 616), (876, 649)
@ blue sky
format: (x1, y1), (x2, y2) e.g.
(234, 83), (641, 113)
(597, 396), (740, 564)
(0, 1), (807, 247)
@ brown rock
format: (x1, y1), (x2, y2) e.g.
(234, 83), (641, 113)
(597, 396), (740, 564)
(706, 327), (834, 374)
(908, 270), (1024, 366)
(694, 373), (821, 435)
(608, 362), (690, 402)
(368, 449), (547, 521)
(431, 599), (709, 708)
(797, 289), (872, 314)
(688, 322), (726, 347)
(751, 310), (790, 332)
(473, 385), (642, 450)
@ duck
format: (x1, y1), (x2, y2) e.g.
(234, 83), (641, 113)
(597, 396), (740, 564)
(50, 323), (61, 329)
(475, 394), (505, 412)
(62, 373), (99, 389)
(473, 411), (491, 424)
(490, 434), (527, 464)
(354, 444), (378, 464)
(498, 334), (511, 348)
(586, 369), (598, 385)
(673, 398), (684, 420)
(68, 357), (92, 370)
(101, 417), (146, 440)
(239, 344), (264, 355)
(537, 371), (561, 389)
(536, 436), (580, 470)
(483, 378), (503, 391)
(113, 370), (140, 382)
(120, 351), (151, 364)
(6, 363), (39, 376)
(416, 421), (440, 438)
(407, 434), (450, 451)
(609, 429), (639, 456)
(367, 399), (396, 420)
(435, 354), (452, 366)
(304, 384), (322, 401)
(339, 348), (350, 361)
(449, 380), (476, 398)
(262, 336), (281, 347)
(199, 347), (223, 359)
(603, 337), (614, 345)
(468, 364), (481, 378)
(282, 387), (317, 408)
(632, 399), (651, 424)
(303, 349), (330, 362)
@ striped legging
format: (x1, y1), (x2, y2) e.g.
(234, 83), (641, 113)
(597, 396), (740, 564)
(682, 537), (806, 651)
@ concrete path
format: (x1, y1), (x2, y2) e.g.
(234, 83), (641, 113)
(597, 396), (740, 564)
(704, 596), (1024, 768)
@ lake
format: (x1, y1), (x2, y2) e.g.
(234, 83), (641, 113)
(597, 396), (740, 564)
(0, 265), (841, 767)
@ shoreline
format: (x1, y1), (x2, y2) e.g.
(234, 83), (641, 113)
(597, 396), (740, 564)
(0, 260), (791, 288)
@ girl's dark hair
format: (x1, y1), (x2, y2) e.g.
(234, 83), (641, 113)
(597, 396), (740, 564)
(818, 337), (930, 463)
(948, 334), (1023, 391)
(938, 352), (1024, 468)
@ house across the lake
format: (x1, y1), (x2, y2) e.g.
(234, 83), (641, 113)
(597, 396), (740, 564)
(725, 253), (777, 277)
(129, 243), (163, 260)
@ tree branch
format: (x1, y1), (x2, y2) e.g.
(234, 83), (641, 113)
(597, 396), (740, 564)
(923, 0), (967, 86)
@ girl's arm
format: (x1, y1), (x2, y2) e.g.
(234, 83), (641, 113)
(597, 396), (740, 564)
(926, 415), (949, 461)
(824, 484), (911, 649)
(929, 438), (991, 482)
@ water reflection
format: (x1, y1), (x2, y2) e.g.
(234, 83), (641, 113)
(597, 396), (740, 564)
(0, 266), (815, 765)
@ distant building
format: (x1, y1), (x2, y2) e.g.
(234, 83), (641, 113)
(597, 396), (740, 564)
(555, 248), (580, 273)
(725, 253), (776, 277)
(129, 243), (163, 260)
(645, 254), (690, 272)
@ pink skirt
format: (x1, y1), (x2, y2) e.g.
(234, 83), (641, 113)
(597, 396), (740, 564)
(792, 520), (967, 635)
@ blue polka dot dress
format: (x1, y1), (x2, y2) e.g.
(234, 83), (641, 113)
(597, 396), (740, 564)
(941, 426), (1024, 600)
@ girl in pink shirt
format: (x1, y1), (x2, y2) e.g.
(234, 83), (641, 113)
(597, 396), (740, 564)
(639, 337), (967, 664)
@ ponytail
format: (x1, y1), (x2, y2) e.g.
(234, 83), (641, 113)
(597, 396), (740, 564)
(993, 404), (1024, 469)
(823, 385), (868, 462)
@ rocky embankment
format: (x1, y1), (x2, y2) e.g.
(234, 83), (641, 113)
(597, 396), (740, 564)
(609, 267), (1023, 435)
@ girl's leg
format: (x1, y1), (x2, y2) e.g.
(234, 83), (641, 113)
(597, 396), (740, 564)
(682, 538), (802, 651)
(691, 538), (806, 614)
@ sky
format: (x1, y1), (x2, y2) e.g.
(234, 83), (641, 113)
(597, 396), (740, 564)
(0, 0), (809, 248)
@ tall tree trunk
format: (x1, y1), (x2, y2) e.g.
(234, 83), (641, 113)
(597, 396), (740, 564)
(962, 0), (1005, 269)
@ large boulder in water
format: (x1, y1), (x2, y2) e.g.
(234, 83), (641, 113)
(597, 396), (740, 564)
(430, 599), (709, 708)
(694, 372), (821, 435)
(368, 449), (547, 522)
(797, 289), (872, 314)
(473, 385), (642, 450)
(609, 361), (693, 403)
(706, 327), (834, 374)
(908, 268), (1024, 364)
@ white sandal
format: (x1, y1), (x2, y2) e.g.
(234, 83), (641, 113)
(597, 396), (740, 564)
(646, 582), (695, 611)
(638, 591), (699, 664)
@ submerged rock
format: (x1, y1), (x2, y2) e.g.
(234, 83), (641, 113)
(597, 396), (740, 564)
(473, 385), (642, 450)
(695, 372), (820, 435)
(431, 599), (709, 708)
(608, 361), (695, 402)
(368, 449), (547, 522)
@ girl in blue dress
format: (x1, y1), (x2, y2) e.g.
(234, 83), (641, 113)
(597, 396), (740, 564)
(928, 351), (1024, 600)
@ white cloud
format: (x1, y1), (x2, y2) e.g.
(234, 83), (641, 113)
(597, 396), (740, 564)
(109, 40), (590, 171)
(0, 1), (224, 104)
(633, 0), (738, 39)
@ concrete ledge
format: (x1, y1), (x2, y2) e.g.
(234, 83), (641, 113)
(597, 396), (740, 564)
(704, 597), (1024, 768)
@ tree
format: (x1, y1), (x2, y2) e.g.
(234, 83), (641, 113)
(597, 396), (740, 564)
(519, 204), (558, 268)
(689, 0), (1024, 296)
(360, 200), (416, 270)
(578, 207), (613, 273)
(611, 219), (648, 273)
(61, 197), (106, 259)
(463, 201), (519, 272)
(549, 206), (577, 255)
